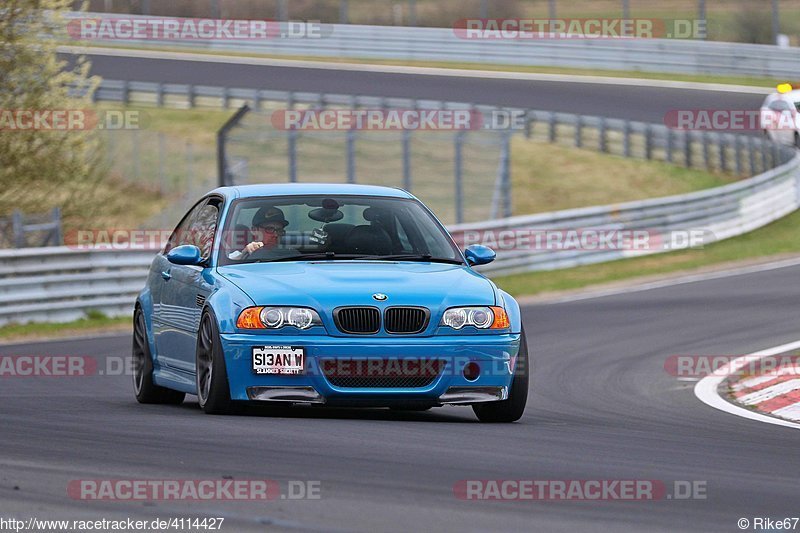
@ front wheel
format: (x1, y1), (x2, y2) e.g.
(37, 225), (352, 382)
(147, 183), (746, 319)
(132, 306), (185, 405)
(472, 327), (529, 423)
(196, 311), (236, 415)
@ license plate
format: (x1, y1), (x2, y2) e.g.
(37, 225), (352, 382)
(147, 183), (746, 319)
(252, 346), (305, 375)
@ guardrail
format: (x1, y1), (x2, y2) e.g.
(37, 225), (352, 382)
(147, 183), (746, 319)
(67, 12), (800, 78)
(0, 247), (156, 326)
(2, 143), (797, 325)
(452, 151), (800, 276)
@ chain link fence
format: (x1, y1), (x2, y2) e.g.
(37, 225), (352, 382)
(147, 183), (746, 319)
(222, 109), (511, 224)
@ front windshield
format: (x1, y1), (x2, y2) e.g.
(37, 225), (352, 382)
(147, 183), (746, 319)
(218, 195), (463, 266)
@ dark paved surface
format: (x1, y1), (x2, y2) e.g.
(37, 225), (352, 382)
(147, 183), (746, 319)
(65, 51), (766, 124)
(2, 264), (799, 532)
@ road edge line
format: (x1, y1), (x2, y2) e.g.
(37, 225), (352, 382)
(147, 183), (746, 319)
(694, 339), (800, 430)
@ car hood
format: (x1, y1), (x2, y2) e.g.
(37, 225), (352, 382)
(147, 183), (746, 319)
(217, 261), (496, 314)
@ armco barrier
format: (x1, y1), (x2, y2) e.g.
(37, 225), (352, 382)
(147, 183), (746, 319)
(64, 12), (800, 79)
(0, 247), (157, 326)
(1, 148), (798, 325)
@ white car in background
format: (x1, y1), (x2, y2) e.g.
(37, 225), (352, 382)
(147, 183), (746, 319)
(760, 83), (800, 148)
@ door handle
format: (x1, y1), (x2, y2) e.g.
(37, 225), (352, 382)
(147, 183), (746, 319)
(161, 270), (172, 280)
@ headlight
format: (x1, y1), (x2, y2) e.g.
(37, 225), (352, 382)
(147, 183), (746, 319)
(236, 306), (322, 330)
(440, 306), (510, 330)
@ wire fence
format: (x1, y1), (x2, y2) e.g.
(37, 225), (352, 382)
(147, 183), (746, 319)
(89, 80), (791, 230)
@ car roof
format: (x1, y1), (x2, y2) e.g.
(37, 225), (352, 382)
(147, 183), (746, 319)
(209, 183), (415, 201)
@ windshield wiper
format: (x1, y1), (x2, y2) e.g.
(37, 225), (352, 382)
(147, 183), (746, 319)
(353, 254), (463, 264)
(253, 252), (355, 263)
(252, 253), (463, 264)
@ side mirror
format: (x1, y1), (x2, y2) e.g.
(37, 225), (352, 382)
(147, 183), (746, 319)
(464, 244), (496, 266)
(166, 244), (203, 266)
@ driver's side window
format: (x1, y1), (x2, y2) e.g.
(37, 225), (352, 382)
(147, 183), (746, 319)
(164, 199), (219, 255)
(189, 202), (220, 260)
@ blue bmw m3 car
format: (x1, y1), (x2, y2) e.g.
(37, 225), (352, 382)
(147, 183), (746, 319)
(133, 184), (528, 422)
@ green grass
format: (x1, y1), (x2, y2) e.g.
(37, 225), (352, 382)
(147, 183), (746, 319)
(493, 208), (800, 298)
(99, 103), (740, 224)
(0, 314), (130, 342)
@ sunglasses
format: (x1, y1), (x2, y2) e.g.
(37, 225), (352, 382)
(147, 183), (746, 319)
(254, 225), (285, 233)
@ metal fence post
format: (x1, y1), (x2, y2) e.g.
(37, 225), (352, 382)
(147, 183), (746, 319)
(454, 131), (464, 224)
(288, 128), (297, 183)
(748, 136), (756, 175)
(51, 207), (62, 246)
(156, 82), (165, 107)
(122, 80), (130, 105)
(524, 111), (533, 139)
(761, 139), (768, 172)
(12, 211), (24, 248)
(574, 116), (582, 148)
(683, 131), (691, 167)
(598, 117), (607, 153)
(623, 120), (631, 157)
(346, 128), (356, 184)
(548, 112), (557, 142)
(644, 124), (652, 159)
(187, 84), (195, 108)
(216, 104), (251, 187)
(340, 0), (349, 24)
(666, 129), (673, 163)
(718, 134), (727, 172)
(702, 131), (710, 169)
(402, 129), (412, 191)
(734, 135), (743, 175)
(501, 131), (512, 218)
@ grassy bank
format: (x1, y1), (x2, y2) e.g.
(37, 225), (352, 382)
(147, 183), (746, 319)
(493, 209), (800, 298)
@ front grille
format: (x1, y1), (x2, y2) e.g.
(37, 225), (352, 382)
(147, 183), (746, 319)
(321, 359), (445, 389)
(384, 307), (428, 334)
(334, 307), (380, 334)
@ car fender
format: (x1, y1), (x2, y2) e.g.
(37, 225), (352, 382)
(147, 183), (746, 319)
(204, 274), (256, 334)
(497, 289), (522, 335)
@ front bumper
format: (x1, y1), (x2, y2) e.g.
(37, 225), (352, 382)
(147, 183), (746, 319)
(220, 333), (520, 405)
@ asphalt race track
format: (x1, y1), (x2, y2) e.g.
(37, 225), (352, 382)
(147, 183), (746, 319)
(65, 51), (766, 124)
(2, 264), (799, 532)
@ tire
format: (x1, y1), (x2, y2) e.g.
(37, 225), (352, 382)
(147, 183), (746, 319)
(472, 327), (529, 423)
(196, 311), (236, 415)
(132, 306), (185, 405)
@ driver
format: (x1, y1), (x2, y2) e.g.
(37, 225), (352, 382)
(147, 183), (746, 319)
(227, 206), (289, 260)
